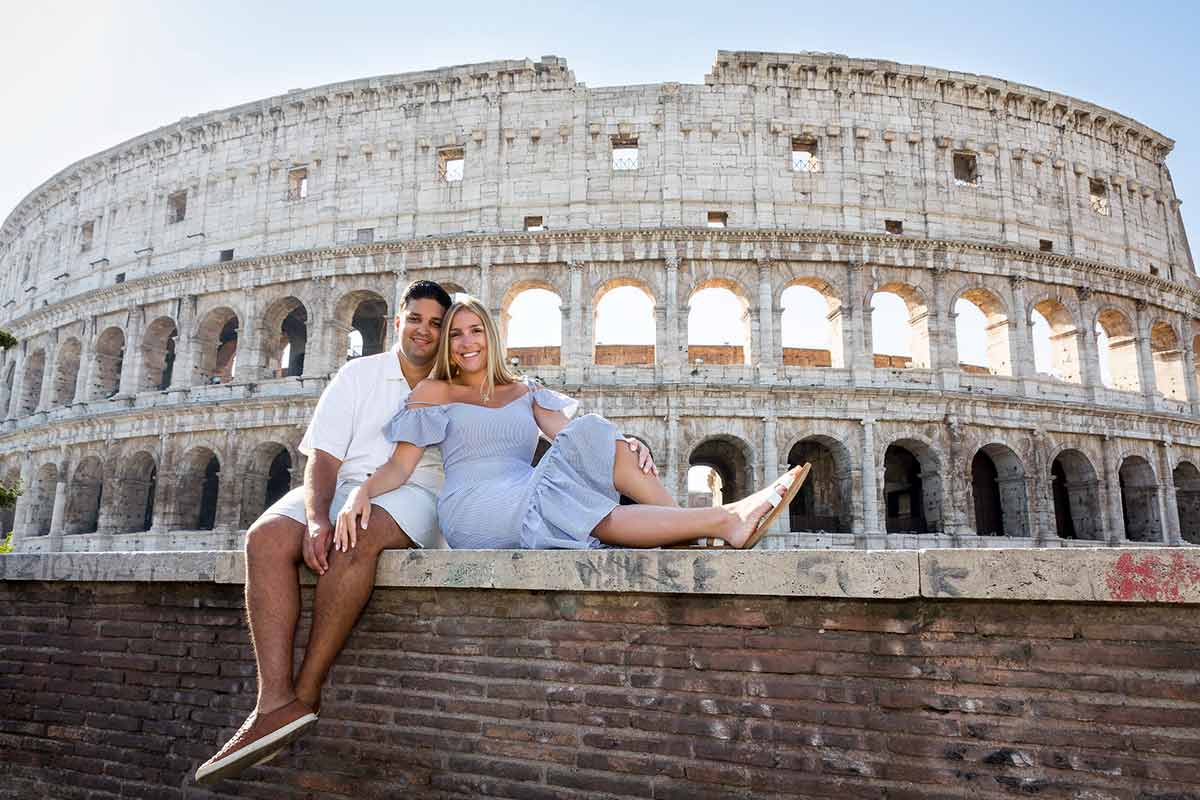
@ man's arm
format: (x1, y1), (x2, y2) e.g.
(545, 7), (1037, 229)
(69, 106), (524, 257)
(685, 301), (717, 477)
(302, 449), (342, 576)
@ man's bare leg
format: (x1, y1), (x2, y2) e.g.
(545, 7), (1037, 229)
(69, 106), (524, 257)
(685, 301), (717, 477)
(243, 514), (307, 714)
(293, 505), (414, 710)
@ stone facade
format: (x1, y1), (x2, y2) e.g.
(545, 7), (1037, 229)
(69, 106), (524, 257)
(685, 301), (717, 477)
(1, 51), (1199, 552)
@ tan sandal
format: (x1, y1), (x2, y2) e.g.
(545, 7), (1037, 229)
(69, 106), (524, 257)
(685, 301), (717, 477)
(669, 463), (811, 550)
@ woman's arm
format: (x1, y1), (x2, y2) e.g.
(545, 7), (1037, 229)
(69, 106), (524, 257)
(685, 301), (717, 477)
(532, 402), (571, 440)
(334, 441), (425, 551)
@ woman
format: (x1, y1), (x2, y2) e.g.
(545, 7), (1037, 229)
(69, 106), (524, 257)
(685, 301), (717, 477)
(334, 296), (807, 551)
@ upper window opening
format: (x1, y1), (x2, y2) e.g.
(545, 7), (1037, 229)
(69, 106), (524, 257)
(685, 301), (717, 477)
(438, 148), (464, 183)
(791, 137), (820, 172)
(885, 219), (904, 235)
(80, 221), (94, 252)
(167, 190), (188, 225)
(707, 211), (728, 229)
(219, 249), (234, 263)
(1039, 239), (1053, 253)
(611, 137), (639, 171)
(953, 152), (980, 187)
(356, 228), (375, 245)
(1089, 178), (1110, 216)
(288, 168), (309, 201)
(524, 216), (545, 232)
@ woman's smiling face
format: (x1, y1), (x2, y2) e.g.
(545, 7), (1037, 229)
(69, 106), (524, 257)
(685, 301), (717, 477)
(448, 308), (488, 376)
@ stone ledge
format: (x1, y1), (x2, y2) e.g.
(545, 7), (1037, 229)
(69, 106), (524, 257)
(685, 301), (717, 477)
(2, 547), (1198, 603)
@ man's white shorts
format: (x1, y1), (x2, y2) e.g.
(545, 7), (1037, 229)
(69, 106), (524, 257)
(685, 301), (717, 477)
(262, 482), (446, 549)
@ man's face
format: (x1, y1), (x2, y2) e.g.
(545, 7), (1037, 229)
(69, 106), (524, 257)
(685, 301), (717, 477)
(396, 298), (445, 365)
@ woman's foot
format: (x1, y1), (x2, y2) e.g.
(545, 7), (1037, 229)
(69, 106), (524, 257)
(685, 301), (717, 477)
(718, 466), (806, 549)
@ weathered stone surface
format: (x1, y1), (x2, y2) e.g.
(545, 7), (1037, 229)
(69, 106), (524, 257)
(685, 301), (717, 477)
(921, 547), (1200, 602)
(0, 551), (220, 582)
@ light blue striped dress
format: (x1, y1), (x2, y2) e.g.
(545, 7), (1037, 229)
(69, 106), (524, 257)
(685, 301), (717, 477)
(383, 379), (623, 549)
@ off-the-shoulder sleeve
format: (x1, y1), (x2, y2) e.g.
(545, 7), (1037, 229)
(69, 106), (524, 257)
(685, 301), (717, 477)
(383, 403), (449, 447)
(527, 379), (579, 419)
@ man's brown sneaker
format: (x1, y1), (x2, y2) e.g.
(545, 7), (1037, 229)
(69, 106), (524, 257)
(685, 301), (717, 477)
(194, 699), (318, 785)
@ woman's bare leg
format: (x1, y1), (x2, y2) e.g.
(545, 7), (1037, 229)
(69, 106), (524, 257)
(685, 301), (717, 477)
(612, 441), (678, 507)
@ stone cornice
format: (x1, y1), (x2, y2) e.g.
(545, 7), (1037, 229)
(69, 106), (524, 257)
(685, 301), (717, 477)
(4, 228), (1197, 336)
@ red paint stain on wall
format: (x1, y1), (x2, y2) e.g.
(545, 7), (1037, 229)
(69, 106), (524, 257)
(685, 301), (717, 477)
(1106, 552), (1200, 602)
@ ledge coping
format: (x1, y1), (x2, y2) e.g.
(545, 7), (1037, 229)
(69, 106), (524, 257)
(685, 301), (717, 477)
(1, 548), (1198, 604)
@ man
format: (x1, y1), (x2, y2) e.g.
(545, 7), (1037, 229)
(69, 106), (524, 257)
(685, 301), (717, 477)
(195, 280), (454, 784)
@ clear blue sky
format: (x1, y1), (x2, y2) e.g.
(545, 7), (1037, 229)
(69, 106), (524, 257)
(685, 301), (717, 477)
(3, 0), (1198, 241)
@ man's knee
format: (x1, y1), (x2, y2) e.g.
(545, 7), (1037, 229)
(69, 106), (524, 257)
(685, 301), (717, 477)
(245, 514), (305, 563)
(335, 505), (414, 559)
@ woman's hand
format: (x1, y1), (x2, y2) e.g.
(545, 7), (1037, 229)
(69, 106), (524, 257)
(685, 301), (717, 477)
(625, 437), (658, 476)
(334, 486), (373, 552)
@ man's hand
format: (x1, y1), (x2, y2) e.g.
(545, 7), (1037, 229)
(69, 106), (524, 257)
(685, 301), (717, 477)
(302, 520), (335, 576)
(625, 437), (658, 476)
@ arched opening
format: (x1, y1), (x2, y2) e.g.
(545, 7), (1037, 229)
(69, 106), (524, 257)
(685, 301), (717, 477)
(1050, 449), (1103, 540)
(883, 441), (942, 533)
(341, 293), (388, 361)
(687, 465), (723, 507)
(262, 298), (308, 378)
(51, 337), (81, 406)
(141, 317), (178, 391)
(1194, 334), (1200, 402)
(18, 349), (46, 416)
(194, 308), (239, 385)
(594, 283), (656, 365)
(688, 284), (751, 366)
(1118, 455), (1162, 542)
(969, 444), (1029, 537)
(954, 289), (1011, 376)
(688, 436), (753, 503)
(92, 326), (125, 399)
(781, 282), (843, 368)
(0, 465), (19, 535)
(786, 436), (852, 532)
(1095, 309), (1140, 392)
(176, 447), (221, 531)
(1, 362), (14, 418)
(65, 457), (103, 535)
(1031, 299), (1081, 383)
(504, 287), (562, 367)
(871, 284), (930, 369)
(1149, 321), (1187, 400)
(115, 452), (157, 533)
(240, 443), (293, 528)
(30, 463), (57, 536)
(1174, 461), (1200, 544)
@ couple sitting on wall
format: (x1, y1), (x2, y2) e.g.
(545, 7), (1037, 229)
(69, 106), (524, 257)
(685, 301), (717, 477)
(195, 279), (808, 784)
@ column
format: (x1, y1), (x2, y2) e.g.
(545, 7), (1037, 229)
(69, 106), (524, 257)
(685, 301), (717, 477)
(73, 319), (93, 403)
(48, 452), (69, 552)
(10, 455), (33, 550)
(214, 434), (243, 533)
(1075, 287), (1102, 396)
(302, 287), (333, 380)
(116, 307), (144, 397)
(1101, 435), (1125, 543)
(860, 418), (881, 540)
(663, 256), (682, 380)
(564, 259), (585, 382)
(1181, 323), (1200, 416)
(149, 437), (176, 534)
(1134, 300), (1160, 410)
(843, 260), (866, 376)
(928, 265), (954, 380)
(1159, 439), (1182, 545)
(756, 257), (777, 382)
(1026, 430), (1051, 544)
(6, 349), (25, 419)
(234, 290), (262, 383)
(664, 410), (681, 503)
(942, 417), (969, 535)
(762, 410), (786, 533)
(1008, 275), (1034, 380)
(168, 297), (197, 391)
(35, 339), (57, 412)
(390, 251), (410, 351)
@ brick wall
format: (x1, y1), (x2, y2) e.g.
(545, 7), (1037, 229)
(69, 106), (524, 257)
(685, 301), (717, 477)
(783, 348), (833, 367)
(594, 344), (655, 365)
(874, 354), (914, 369)
(506, 345), (561, 366)
(3, 580), (1200, 798)
(687, 345), (743, 365)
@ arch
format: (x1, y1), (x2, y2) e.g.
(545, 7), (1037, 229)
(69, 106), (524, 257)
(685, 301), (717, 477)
(92, 326), (125, 399)
(114, 451), (157, 533)
(336, 290), (389, 362)
(593, 280), (656, 365)
(688, 435), (754, 503)
(1173, 461), (1200, 545)
(29, 462), (57, 536)
(0, 463), (20, 536)
(870, 282), (930, 369)
(51, 337), (81, 406)
(65, 456), (104, 535)
(240, 442), (294, 528)
(141, 316), (179, 391)
(194, 307), (240, 385)
(1095, 307), (1140, 392)
(18, 348), (46, 416)
(883, 438), (943, 533)
(687, 464), (724, 507)
(1149, 320), (1187, 400)
(968, 443), (1029, 537)
(786, 435), (852, 532)
(1050, 449), (1103, 540)
(0, 361), (14, 418)
(1118, 455), (1162, 542)
(781, 279), (843, 368)
(502, 284), (562, 367)
(175, 446), (221, 530)
(953, 287), (1012, 376)
(261, 297), (309, 378)
(687, 280), (752, 366)
(1030, 297), (1081, 383)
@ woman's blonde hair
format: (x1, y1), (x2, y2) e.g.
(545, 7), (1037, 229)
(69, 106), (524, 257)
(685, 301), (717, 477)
(431, 295), (518, 400)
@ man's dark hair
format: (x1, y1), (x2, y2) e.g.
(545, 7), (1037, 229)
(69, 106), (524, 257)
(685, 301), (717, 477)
(401, 280), (452, 311)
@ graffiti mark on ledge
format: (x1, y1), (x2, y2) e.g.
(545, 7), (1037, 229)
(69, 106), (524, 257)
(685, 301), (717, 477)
(1105, 552), (1200, 602)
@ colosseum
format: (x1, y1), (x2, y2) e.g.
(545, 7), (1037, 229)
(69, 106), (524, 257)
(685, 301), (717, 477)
(1, 50), (1197, 553)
